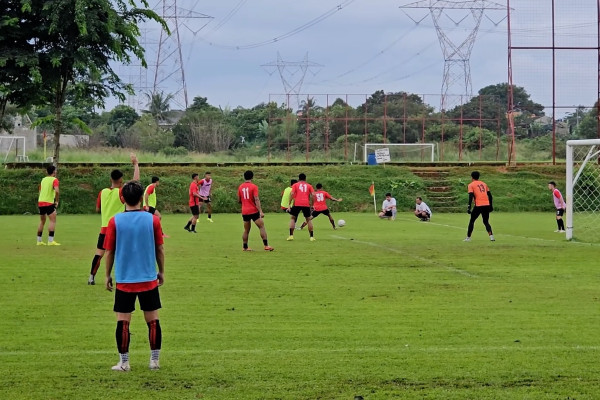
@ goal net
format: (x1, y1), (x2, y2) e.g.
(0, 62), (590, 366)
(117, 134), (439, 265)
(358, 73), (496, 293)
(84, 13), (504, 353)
(566, 139), (600, 241)
(363, 143), (436, 163)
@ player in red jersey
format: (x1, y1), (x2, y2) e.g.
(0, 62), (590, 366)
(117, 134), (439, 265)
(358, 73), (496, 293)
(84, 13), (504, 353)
(184, 173), (202, 233)
(286, 173), (315, 241)
(300, 183), (343, 230)
(237, 170), (274, 251)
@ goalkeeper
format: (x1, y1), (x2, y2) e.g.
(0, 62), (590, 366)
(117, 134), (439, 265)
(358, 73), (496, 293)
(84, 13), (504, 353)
(464, 171), (495, 242)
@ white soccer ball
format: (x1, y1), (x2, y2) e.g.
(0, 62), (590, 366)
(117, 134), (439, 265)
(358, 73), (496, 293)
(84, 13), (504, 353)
(337, 219), (346, 227)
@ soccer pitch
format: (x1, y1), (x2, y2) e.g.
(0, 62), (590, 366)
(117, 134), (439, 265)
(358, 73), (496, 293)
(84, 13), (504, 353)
(1, 212), (599, 399)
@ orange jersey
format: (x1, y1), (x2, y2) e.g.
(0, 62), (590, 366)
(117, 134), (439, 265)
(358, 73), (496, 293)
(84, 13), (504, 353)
(468, 180), (490, 206)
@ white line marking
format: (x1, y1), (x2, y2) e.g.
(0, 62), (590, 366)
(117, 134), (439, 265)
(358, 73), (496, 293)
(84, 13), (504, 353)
(330, 234), (478, 278)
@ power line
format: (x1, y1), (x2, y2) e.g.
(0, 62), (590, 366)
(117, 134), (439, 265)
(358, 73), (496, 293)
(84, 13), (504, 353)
(197, 0), (357, 50)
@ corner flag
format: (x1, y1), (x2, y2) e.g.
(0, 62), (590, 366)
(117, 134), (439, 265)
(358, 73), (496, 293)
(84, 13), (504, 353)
(369, 182), (377, 215)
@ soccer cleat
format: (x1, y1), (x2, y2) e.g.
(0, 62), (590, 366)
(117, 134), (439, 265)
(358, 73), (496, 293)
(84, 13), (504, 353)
(264, 246), (274, 251)
(47, 241), (61, 246)
(243, 248), (253, 252)
(149, 360), (160, 370)
(184, 226), (190, 232)
(111, 362), (130, 372)
(463, 237), (471, 242)
(207, 218), (213, 223)
(286, 236), (294, 241)
(309, 237), (316, 242)
(190, 230), (197, 234)
(87, 277), (95, 285)
(489, 235), (495, 242)
(559, 230), (566, 233)
(36, 241), (46, 246)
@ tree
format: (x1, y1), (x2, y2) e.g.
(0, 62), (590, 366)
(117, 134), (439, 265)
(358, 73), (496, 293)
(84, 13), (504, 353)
(143, 91), (174, 122)
(2, 0), (166, 165)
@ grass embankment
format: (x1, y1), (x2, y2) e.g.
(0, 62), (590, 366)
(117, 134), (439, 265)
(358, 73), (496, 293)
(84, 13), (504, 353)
(0, 164), (565, 214)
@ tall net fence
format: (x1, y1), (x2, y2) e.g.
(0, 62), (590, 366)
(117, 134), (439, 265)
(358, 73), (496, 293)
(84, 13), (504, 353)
(566, 141), (600, 242)
(509, 0), (600, 163)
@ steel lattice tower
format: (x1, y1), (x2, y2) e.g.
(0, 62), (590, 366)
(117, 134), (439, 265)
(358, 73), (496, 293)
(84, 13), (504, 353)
(153, 1), (212, 110)
(401, 0), (505, 111)
(262, 53), (323, 109)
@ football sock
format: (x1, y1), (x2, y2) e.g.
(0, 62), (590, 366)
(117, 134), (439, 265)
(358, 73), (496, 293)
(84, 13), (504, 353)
(309, 230), (314, 237)
(208, 214), (212, 218)
(263, 239), (268, 246)
(289, 228), (294, 235)
(119, 352), (129, 364)
(151, 349), (160, 361)
(37, 235), (42, 242)
(243, 243), (248, 249)
(184, 221), (191, 229)
(191, 223), (196, 231)
(116, 320), (130, 354)
(558, 219), (565, 230)
(48, 231), (55, 243)
(90, 254), (102, 276)
(147, 320), (162, 351)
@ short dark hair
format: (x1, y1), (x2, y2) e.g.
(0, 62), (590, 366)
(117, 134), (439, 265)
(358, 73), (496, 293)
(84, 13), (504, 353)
(205, 171), (211, 176)
(191, 173), (198, 179)
(549, 181), (557, 187)
(298, 173), (306, 181)
(121, 181), (144, 206)
(244, 170), (254, 180)
(471, 171), (480, 180)
(416, 196), (422, 201)
(316, 183), (323, 189)
(151, 176), (160, 183)
(46, 165), (56, 175)
(111, 169), (124, 181)
(385, 192), (392, 197)
(291, 179), (298, 185)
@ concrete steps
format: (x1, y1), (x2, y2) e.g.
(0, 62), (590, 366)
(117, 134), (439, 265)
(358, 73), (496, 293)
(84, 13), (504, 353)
(411, 169), (460, 213)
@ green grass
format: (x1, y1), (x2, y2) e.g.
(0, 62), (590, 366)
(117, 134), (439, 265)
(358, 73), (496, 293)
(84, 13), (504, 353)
(1, 212), (599, 399)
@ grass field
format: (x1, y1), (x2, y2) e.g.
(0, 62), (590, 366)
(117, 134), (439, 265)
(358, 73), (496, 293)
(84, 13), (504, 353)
(1, 212), (599, 399)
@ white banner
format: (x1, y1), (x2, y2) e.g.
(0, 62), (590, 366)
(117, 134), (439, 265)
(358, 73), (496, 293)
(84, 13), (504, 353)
(374, 147), (391, 163)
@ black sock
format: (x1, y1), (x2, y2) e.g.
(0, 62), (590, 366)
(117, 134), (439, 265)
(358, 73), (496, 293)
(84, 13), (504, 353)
(37, 230), (42, 237)
(49, 231), (55, 237)
(184, 221), (191, 229)
(558, 219), (565, 230)
(309, 230), (314, 237)
(263, 239), (268, 246)
(116, 320), (130, 354)
(208, 214), (211, 218)
(90, 254), (102, 275)
(147, 320), (162, 350)
(290, 228), (294, 235)
(191, 223), (196, 231)
(243, 243), (248, 249)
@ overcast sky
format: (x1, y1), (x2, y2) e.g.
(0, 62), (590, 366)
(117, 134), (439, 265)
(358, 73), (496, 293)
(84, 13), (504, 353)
(113, 0), (598, 117)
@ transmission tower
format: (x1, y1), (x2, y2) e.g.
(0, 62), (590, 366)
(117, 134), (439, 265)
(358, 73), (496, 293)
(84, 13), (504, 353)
(400, 0), (505, 111)
(153, 1), (212, 110)
(262, 53), (323, 109)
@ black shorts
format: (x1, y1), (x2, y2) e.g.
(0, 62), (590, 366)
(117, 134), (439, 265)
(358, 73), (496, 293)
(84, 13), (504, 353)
(291, 206), (311, 219)
(147, 207), (156, 215)
(39, 205), (56, 215)
(556, 209), (564, 217)
(311, 209), (330, 218)
(114, 286), (161, 313)
(190, 205), (200, 216)
(96, 233), (106, 250)
(383, 210), (393, 217)
(242, 212), (261, 222)
(201, 196), (211, 204)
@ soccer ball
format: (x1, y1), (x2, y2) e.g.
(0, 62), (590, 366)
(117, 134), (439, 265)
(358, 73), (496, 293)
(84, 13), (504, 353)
(337, 219), (346, 227)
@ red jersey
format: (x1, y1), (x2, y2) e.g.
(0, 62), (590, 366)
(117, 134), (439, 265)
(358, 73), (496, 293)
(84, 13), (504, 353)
(313, 190), (332, 211)
(189, 181), (199, 206)
(468, 180), (490, 207)
(238, 182), (259, 215)
(291, 181), (314, 207)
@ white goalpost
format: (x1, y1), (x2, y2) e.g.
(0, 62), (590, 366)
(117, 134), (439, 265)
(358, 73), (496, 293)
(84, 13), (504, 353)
(363, 143), (436, 163)
(566, 139), (600, 241)
(0, 136), (29, 162)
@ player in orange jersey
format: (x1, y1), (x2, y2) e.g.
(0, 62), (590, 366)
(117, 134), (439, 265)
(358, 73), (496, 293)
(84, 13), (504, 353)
(464, 171), (495, 242)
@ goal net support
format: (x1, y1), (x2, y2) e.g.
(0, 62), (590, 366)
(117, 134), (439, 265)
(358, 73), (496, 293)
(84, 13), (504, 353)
(566, 139), (600, 241)
(363, 143), (436, 163)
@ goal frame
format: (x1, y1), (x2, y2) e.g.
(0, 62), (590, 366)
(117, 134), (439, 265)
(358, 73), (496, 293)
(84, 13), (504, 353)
(565, 139), (600, 240)
(0, 136), (28, 162)
(363, 143), (436, 163)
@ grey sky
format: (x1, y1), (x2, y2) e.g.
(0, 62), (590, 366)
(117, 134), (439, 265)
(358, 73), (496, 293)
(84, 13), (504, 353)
(115, 0), (597, 117)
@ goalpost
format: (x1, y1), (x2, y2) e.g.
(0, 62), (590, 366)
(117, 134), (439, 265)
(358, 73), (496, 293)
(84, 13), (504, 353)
(566, 139), (600, 241)
(0, 136), (29, 162)
(363, 143), (436, 163)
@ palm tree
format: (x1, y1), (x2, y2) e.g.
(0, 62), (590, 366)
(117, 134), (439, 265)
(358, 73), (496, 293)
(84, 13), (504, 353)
(143, 91), (174, 122)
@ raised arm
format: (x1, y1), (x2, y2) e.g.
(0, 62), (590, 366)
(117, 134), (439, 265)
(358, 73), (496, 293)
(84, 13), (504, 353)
(130, 153), (139, 181)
